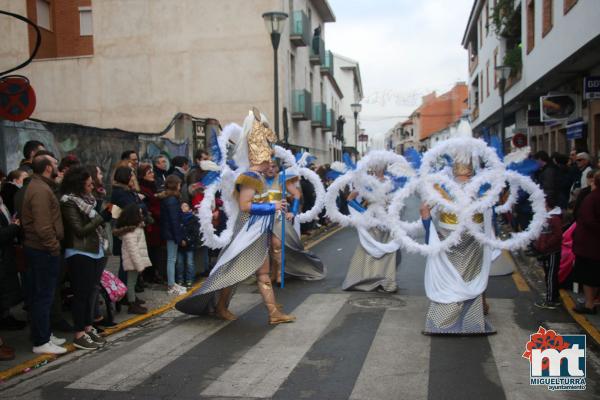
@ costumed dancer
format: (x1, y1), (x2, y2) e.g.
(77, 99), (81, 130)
(265, 161), (326, 283)
(342, 166), (400, 293)
(176, 109), (295, 325)
(419, 161), (495, 335)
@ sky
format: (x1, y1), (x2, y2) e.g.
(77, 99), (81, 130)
(326, 0), (475, 147)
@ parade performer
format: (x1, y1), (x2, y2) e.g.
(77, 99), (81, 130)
(176, 109), (295, 325)
(400, 137), (547, 336)
(265, 161), (325, 283)
(419, 161), (496, 335)
(325, 151), (410, 293)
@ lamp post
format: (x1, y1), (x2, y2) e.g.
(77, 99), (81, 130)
(351, 103), (362, 156)
(496, 65), (511, 154)
(262, 11), (288, 140)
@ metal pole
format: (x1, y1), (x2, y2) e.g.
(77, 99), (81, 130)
(271, 32), (281, 139)
(354, 111), (358, 154)
(500, 80), (506, 154)
(280, 168), (286, 288)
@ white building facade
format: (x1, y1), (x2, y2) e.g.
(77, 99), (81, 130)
(333, 53), (364, 159)
(463, 0), (600, 156)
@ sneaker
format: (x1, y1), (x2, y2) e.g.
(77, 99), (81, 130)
(534, 300), (560, 310)
(33, 342), (67, 355)
(73, 334), (100, 350)
(174, 283), (187, 293)
(87, 328), (106, 346)
(167, 286), (183, 296)
(185, 281), (193, 288)
(50, 334), (67, 346)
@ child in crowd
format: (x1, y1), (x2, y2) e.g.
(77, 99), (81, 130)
(159, 175), (187, 295)
(177, 202), (199, 288)
(113, 204), (150, 314)
(533, 195), (563, 309)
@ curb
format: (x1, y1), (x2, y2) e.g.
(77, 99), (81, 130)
(0, 280), (204, 383)
(559, 289), (600, 346)
(0, 225), (344, 383)
(509, 250), (600, 346)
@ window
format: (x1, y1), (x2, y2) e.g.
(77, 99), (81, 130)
(493, 47), (499, 88)
(564, 0), (578, 14)
(79, 7), (93, 36)
(480, 72), (484, 104)
(478, 16), (483, 49)
(526, 0), (535, 54)
(486, 60), (490, 97)
(485, 1), (489, 36)
(36, 0), (51, 30)
(542, 0), (553, 37)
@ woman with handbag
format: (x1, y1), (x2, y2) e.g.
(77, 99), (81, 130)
(60, 167), (112, 350)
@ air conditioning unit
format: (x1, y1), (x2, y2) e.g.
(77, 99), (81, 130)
(539, 93), (579, 122)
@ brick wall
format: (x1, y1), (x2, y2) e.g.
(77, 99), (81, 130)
(27, 0), (93, 59)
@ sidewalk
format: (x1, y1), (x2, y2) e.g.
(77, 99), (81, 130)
(0, 223), (340, 383)
(510, 248), (600, 345)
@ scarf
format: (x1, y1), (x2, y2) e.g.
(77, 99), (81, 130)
(61, 194), (108, 251)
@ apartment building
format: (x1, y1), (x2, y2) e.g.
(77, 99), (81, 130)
(463, 0), (600, 156)
(385, 82), (468, 152)
(0, 0), (351, 163)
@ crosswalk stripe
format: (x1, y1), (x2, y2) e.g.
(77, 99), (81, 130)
(349, 297), (430, 400)
(201, 293), (350, 398)
(67, 293), (262, 391)
(487, 299), (590, 400)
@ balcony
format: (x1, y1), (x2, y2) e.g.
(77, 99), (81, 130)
(323, 109), (336, 132)
(290, 10), (310, 47)
(311, 102), (326, 128)
(320, 51), (334, 77)
(292, 90), (312, 120)
(310, 36), (326, 66)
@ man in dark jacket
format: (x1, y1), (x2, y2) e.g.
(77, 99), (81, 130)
(533, 151), (559, 199)
(21, 153), (67, 355)
(153, 155), (168, 192)
(19, 140), (45, 174)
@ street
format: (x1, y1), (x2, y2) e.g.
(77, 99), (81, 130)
(0, 197), (598, 400)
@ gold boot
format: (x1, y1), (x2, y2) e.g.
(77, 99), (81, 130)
(256, 274), (295, 325)
(270, 248), (282, 285)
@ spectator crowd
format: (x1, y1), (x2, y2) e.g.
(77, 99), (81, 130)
(0, 141), (241, 359)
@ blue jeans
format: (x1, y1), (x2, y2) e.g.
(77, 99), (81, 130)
(166, 240), (178, 287)
(25, 247), (60, 346)
(176, 249), (195, 283)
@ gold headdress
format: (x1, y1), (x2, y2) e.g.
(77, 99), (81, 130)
(247, 108), (276, 166)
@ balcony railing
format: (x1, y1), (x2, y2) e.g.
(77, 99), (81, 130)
(311, 102), (326, 128)
(323, 109), (336, 132)
(320, 50), (334, 76)
(290, 10), (310, 47)
(310, 36), (326, 66)
(292, 89), (312, 120)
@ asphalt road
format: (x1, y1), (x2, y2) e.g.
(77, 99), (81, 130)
(1, 197), (599, 399)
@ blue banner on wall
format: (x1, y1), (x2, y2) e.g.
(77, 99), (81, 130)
(566, 120), (586, 140)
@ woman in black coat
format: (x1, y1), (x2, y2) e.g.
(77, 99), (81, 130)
(0, 196), (25, 331)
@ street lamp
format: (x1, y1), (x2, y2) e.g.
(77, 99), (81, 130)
(351, 103), (362, 155)
(496, 65), (511, 154)
(262, 11), (288, 140)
